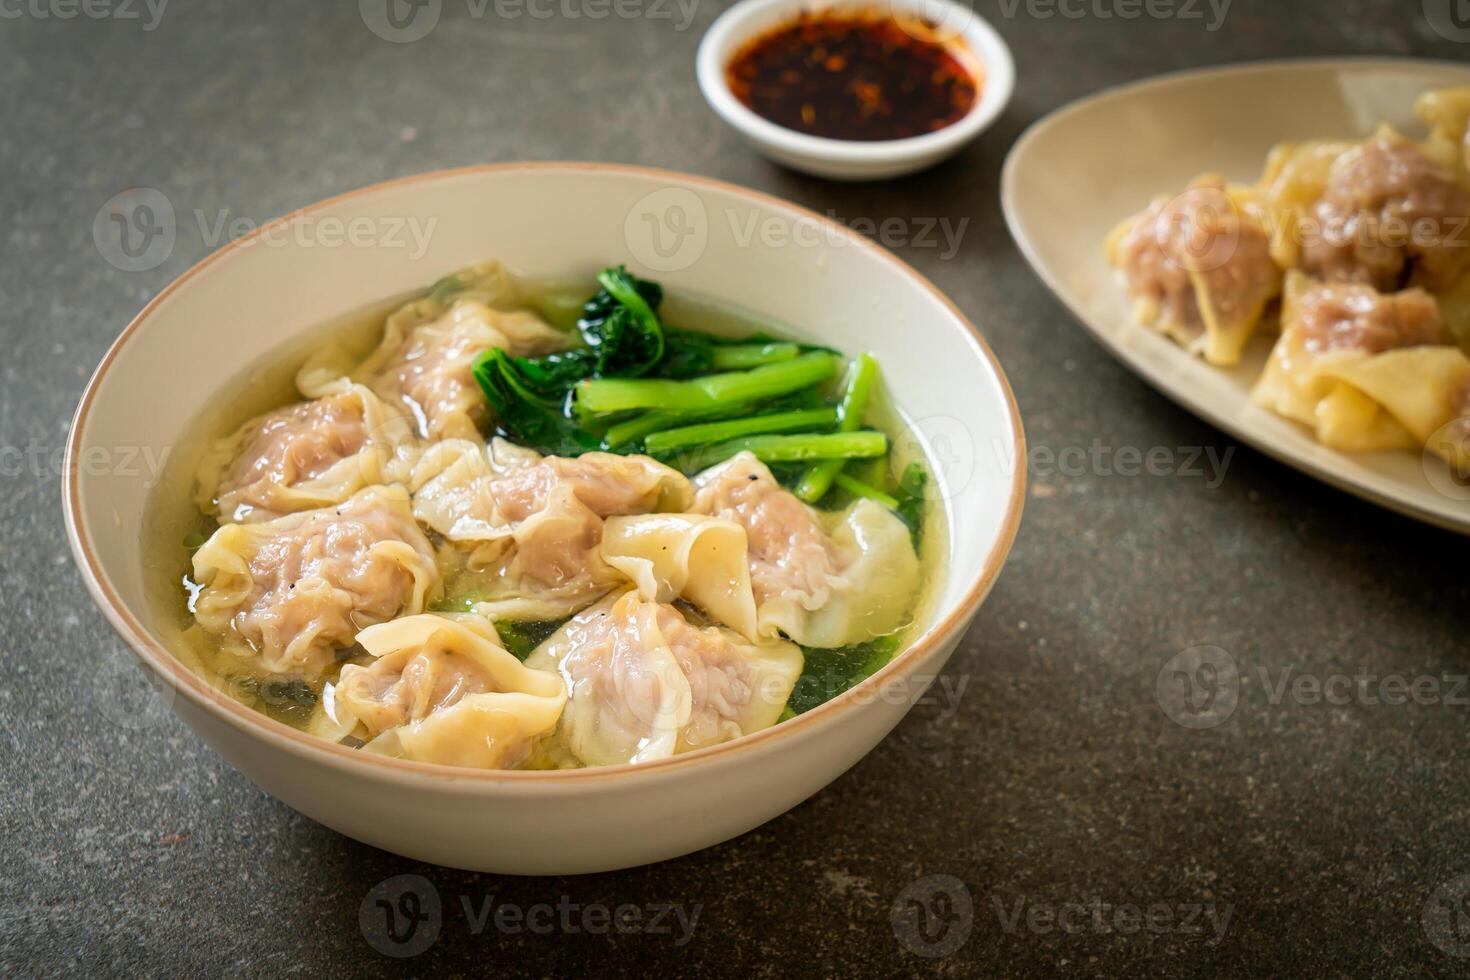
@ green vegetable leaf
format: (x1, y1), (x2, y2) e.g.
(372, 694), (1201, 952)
(577, 266), (666, 377)
(895, 462), (929, 545)
(472, 348), (603, 457)
(786, 634), (903, 715)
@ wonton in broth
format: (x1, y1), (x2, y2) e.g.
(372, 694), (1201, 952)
(149, 263), (941, 770)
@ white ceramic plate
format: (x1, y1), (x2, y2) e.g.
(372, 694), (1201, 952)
(1002, 58), (1470, 534)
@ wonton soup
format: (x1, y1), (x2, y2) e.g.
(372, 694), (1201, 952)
(145, 263), (945, 770)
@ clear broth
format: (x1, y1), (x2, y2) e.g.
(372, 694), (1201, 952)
(143, 277), (950, 744)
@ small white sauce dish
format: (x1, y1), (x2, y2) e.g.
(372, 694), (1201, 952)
(696, 0), (1016, 181)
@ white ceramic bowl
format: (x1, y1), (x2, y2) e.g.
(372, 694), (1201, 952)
(696, 0), (1015, 181)
(64, 163), (1025, 874)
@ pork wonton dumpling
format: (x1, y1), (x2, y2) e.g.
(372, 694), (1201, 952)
(298, 262), (570, 441)
(1298, 129), (1470, 293)
(524, 591), (803, 767)
(191, 485), (440, 677)
(411, 439), (693, 620)
(692, 453), (920, 649)
(1106, 174), (1282, 366)
(332, 613), (566, 769)
(195, 383), (418, 524)
(1254, 272), (1470, 455)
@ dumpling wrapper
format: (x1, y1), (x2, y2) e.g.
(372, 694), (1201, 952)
(525, 591), (803, 767)
(333, 613), (566, 769)
(601, 513), (761, 643)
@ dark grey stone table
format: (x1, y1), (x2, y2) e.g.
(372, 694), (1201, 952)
(4, 0), (1469, 975)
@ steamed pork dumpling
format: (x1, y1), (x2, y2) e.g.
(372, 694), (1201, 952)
(332, 614), (565, 769)
(1299, 131), (1470, 293)
(692, 453), (919, 649)
(196, 383), (417, 523)
(412, 439), (692, 620)
(299, 262), (570, 441)
(1106, 174), (1282, 366)
(192, 485), (440, 677)
(525, 591), (802, 767)
(1254, 272), (1470, 455)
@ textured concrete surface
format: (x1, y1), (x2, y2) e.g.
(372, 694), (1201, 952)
(4, 0), (1470, 975)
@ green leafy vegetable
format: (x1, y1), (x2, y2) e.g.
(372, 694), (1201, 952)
(786, 634), (902, 715)
(472, 348), (603, 457)
(643, 408), (837, 456)
(832, 472), (901, 509)
(576, 266), (665, 377)
(677, 430), (887, 472)
(575, 352), (838, 415)
(895, 462), (929, 544)
(795, 353), (879, 503)
(495, 619), (568, 661)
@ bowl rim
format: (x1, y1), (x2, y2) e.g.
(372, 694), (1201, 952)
(695, 0), (1016, 165)
(63, 161), (1026, 788)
